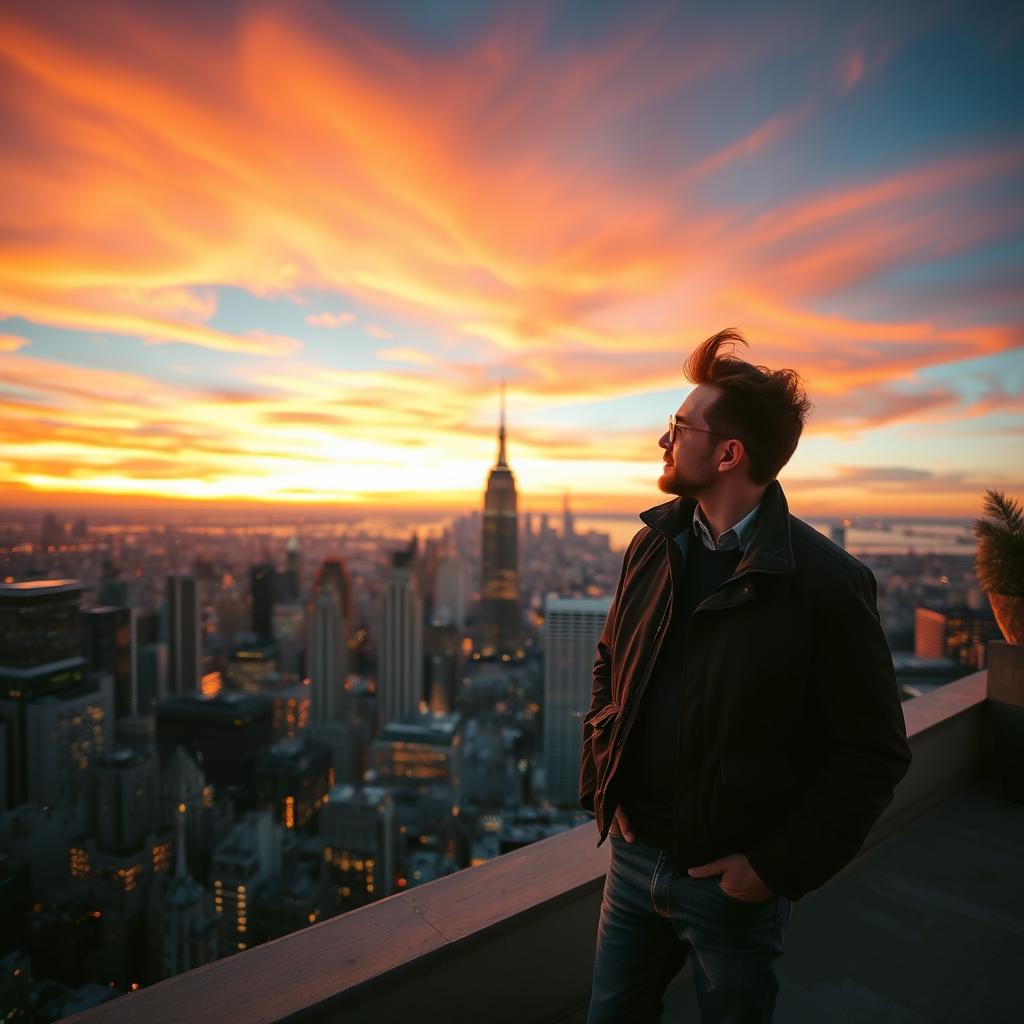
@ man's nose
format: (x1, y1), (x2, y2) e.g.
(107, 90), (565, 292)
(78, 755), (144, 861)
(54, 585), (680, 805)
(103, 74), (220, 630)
(658, 431), (671, 450)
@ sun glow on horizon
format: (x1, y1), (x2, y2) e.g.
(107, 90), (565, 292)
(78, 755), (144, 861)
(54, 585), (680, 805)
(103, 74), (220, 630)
(0, 0), (1020, 519)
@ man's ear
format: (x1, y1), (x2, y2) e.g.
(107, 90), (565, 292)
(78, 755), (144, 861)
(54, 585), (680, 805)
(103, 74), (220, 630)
(719, 440), (743, 470)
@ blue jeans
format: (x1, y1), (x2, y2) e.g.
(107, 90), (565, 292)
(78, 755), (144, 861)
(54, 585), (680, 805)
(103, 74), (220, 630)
(587, 832), (792, 1023)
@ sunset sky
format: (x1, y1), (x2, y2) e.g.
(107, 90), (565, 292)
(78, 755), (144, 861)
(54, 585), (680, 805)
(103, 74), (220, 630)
(1, 0), (1021, 519)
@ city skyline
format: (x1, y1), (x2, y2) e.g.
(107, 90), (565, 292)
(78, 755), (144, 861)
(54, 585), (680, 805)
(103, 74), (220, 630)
(1, 1), (1022, 519)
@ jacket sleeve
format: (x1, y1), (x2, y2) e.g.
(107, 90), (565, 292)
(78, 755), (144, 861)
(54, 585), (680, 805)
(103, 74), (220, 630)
(578, 536), (636, 816)
(747, 564), (912, 899)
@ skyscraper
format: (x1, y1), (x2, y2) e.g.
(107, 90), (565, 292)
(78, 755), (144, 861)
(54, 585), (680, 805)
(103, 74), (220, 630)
(563, 492), (575, 540)
(25, 672), (113, 808)
(0, 580), (90, 809)
(320, 784), (396, 911)
(543, 596), (612, 805)
(250, 563), (275, 642)
(432, 553), (466, 629)
(211, 811), (282, 955)
(84, 750), (159, 854)
(82, 606), (135, 718)
(378, 541), (423, 727)
(283, 535), (303, 604)
(308, 585), (346, 724)
(479, 382), (521, 659)
(167, 575), (200, 697)
(160, 796), (220, 979)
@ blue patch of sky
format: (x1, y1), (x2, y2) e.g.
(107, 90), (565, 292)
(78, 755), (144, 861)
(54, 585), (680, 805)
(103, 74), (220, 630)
(687, 11), (1024, 217)
(917, 349), (1024, 399)
(325, 0), (497, 50)
(861, 237), (1024, 296)
(342, 0), (643, 55)
(515, 387), (683, 432)
(0, 316), (239, 388)
(208, 286), (432, 374)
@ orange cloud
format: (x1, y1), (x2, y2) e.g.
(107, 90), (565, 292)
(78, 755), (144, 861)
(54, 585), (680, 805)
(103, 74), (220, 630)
(0, 1), (1019, 515)
(306, 312), (356, 328)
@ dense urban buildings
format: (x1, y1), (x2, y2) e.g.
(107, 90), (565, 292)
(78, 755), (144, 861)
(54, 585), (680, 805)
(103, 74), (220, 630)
(0, 411), (992, 1015)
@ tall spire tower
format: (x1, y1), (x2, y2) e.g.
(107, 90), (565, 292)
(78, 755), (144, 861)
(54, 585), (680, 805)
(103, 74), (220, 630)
(479, 381), (521, 659)
(497, 379), (508, 468)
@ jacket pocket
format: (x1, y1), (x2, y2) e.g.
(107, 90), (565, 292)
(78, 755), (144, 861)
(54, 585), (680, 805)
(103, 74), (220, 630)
(589, 702), (619, 731)
(588, 702), (620, 796)
(720, 754), (796, 794)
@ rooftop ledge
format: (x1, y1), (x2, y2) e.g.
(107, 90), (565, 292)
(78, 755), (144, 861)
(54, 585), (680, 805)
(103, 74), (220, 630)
(69, 669), (1010, 1024)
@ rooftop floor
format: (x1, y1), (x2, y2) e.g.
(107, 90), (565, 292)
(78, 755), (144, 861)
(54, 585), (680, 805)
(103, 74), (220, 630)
(663, 771), (1024, 1022)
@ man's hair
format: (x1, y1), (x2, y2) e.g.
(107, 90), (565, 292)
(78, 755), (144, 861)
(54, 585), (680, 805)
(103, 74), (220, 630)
(684, 328), (811, 485)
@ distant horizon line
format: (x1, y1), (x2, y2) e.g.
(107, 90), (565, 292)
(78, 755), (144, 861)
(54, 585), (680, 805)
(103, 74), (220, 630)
(0, 502), (975, 527)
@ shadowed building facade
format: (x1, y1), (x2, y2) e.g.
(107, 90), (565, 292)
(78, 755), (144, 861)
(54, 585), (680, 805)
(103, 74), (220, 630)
(378, 542), (423, 727)
(479, 384), (522, 660)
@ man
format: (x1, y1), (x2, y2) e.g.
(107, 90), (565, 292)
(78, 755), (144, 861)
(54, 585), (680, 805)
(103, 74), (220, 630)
(580, 329), (912, 1023)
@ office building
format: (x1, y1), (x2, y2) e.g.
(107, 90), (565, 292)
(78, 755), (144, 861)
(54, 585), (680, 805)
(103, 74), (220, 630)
(225, 641), (278, 694)
(308, 583), (346, 724)
(84, 750), (159, 854)
(320, 784), (396, 911)
(167, 575), (200, 697)
(271, 683), (311, 741)
(0, 802), (81, 900)
(210, 811), (283, 954)
(367, 713), (461, 789)
(25, 671), (114, 809)
(543, 596), (612, 805)
(432, 554), (466, 629)
(250, 564), (275, 642)
(915, 605), (1002, 670)
(272, 603), (306, 677)
(69, 824), (173, 990)
(479, 383), (521, 659)
(82, 606), (135, 719)
(135, 641), (167, 715)
(314, 558), (353, 628)
(40, 512), (65, 551)
(160, 797), (220, 980)
(563, 493), (575, 540)
(424, 623), (461, 714)
(155, 692), (273, 793)
(254, 736), (332, 831)
(0, 580), (89, 809)
(159, 745), (225, 884)
(378, 542), (423, 727)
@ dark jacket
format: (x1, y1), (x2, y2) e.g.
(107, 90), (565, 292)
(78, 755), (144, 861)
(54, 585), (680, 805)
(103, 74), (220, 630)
(579, 481), (912, 900)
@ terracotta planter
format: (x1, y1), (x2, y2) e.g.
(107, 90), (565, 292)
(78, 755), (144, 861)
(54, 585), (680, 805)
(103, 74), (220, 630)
(988, 593), (1024, 646)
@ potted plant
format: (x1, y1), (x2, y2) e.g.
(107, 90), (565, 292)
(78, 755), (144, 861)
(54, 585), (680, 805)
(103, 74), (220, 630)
(975, 489), (1024, 803)
(974, 489), (1024, 645)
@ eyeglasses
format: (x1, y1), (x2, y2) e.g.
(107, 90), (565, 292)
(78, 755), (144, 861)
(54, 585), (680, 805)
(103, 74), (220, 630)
(666, 415), (729, 445)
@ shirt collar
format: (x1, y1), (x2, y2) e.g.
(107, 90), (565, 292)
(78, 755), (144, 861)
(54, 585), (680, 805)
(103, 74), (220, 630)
(692, 501), (760, 552)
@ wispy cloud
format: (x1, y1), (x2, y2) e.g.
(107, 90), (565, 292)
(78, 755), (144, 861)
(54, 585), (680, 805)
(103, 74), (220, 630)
(0, 0), (1018, 514)
(376, 347), (435, 365)
(306, 311), (356, 328)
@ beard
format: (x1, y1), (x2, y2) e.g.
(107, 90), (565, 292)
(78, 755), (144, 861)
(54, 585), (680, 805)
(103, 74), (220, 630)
(658, 454), (717, 497)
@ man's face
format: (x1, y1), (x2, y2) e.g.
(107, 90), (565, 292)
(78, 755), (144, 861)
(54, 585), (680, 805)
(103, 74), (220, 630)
(657, 384), (722, 497)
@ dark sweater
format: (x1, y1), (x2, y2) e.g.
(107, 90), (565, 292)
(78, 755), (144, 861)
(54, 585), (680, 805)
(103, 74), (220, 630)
(620, 535), (742, 848)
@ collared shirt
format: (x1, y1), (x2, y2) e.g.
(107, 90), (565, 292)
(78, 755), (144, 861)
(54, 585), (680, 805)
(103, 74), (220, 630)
(675, 501), (760, 555)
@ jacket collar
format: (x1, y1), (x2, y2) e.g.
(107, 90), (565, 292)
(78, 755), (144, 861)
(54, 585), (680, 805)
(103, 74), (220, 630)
(639, 480), (796, 576)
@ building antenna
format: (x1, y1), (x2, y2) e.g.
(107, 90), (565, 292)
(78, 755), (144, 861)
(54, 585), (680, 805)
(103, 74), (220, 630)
(497, 378), (508, 468)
